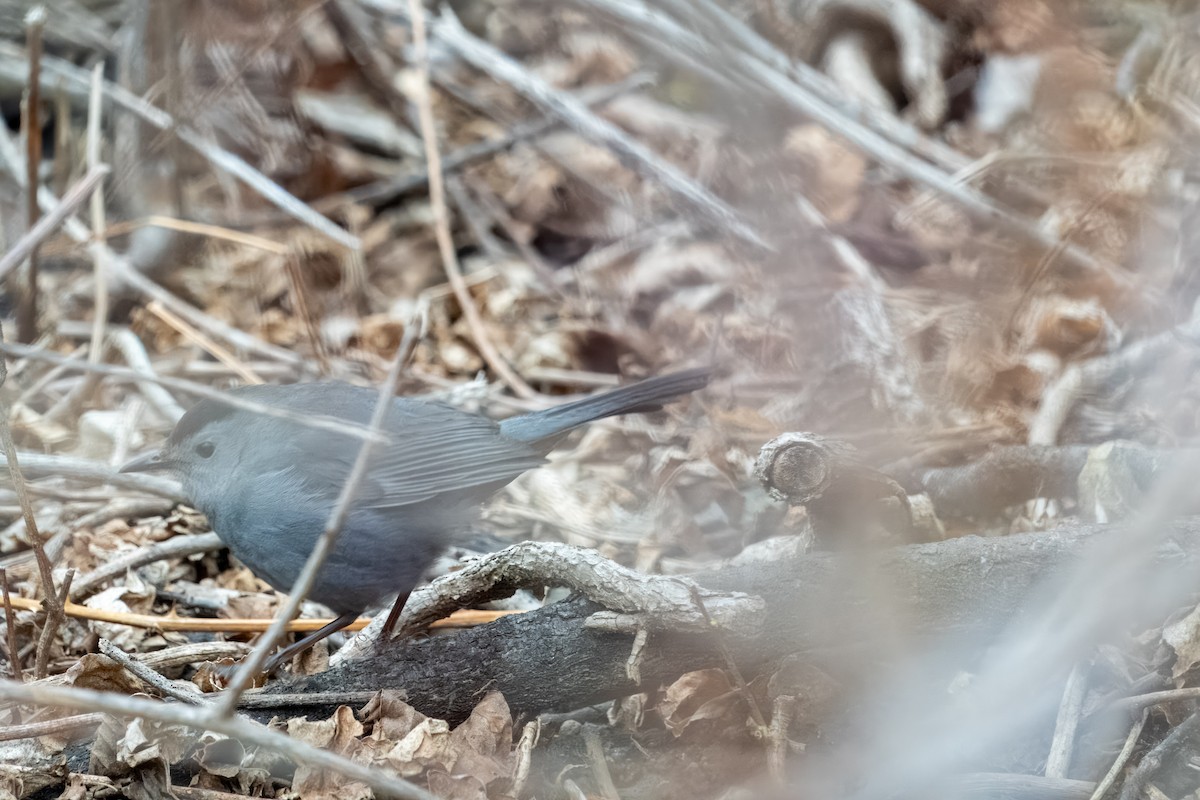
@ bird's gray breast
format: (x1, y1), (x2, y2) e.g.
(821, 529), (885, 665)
(203, 467), (465, 613)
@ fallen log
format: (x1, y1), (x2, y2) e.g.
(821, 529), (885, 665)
(276, 516), (1200, 724)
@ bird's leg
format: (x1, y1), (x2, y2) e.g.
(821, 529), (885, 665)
(259, 611), (360, 675)
(379, 591), (412, 640)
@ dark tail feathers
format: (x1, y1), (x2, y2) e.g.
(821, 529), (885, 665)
(499, 367), (710, 445)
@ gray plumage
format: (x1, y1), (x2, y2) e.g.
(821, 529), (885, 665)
(122, 368), (708, 615)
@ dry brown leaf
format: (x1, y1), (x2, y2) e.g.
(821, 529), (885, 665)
(656, 669), (745, 738)
(287, 705), (372, 799)
(62, 654), (146, 696)
(1163, 604), (1200, 681)
(362, 689), (428, 742)
(445, 691), (515, 787)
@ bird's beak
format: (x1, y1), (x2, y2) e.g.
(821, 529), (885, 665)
(119, 449), (170, 474)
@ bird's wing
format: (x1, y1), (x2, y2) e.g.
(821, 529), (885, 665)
(288, 400), (545, 508)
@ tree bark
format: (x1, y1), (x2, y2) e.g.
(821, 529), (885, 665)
(274, 517), (1200, 724)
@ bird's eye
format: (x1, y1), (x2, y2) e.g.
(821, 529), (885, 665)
(195, 442), (215, 459)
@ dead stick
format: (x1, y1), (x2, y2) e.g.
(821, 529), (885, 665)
(283, 252), (330, 375)
(0, 163), (109, 281)
(86, 62), (108, 365)
(407, 0), (537, 399)
(0, 680), (437, 800)
(33, 568), (71, 678)
(0, 568), (20, 682)
(3, 594), (516, 633)
(0, 323), (61, 679)
(18, 7), (44, 343)
(0, 712), (103, 742)
(429, 8), (769, 251)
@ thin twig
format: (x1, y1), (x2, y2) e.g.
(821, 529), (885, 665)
(1046, 660), (1090, 778)
(0, 323), (60, 679)
(579, 0), (1113, 280)
(18, 6), (45, 344)
(70, 532), (224, 601)
(0, 163), (109, 282)
(407, 0), (537, 400)
(0, 568), (21, 682)
(0, 340), (382, 443)
(686, 582), (768, 730)
(0, 712), (103, 742)
(0, 122), (307, 369)
(214, 306), (430, 714)
(1089, 708), (1148, 800)
(326, 69), (653, 207)
(428, 7), (770, 252)
(134, 641), (251, 671)
(0, 40), (360, 251)
(108, 327), (188, 421)
(2, 595), (514, 633)
(33, 567), (72, 677)
(0, 451), (184, 500)
(234, 690), (380, 709)
(51, 82), (69, 194)
(583, 728), (622, 800)
(0, 680), (437, 800)
(282, 252), (330, 375)
(98, 638), (207, 705)
(143, 301), (265, 386)
(87, 62), (108, 365)
(106, 216), (288, 254)
(1105, 686), (1200, 716)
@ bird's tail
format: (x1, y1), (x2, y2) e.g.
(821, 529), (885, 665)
(499, 367), (710, 446)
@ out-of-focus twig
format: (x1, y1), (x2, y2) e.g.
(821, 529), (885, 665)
(1088, 708), (1147, 800)
(282, 253), (330, 375)
(0, 680), (437, 800)
(0, 341), (381, 443)
(428, 7), (770, 252)
(329, 73), (652, 208)
(575, 0), (1113, 280)
(0, 712), (103, 742)
(18, 6), (45, 344)
(1045, 660), (1089, 779)
(0, 40), (360, 251)
(0, 163), (109, 282)
(143, 302), (264, 387)
(87, 62), (108, 365)
(0, 568), (20, 682)
(0, 107), (309, 372)
(407, 1), (537, 400)
(107, 327), (188, 422)
(0, 451), (183, 500)
(34, 567), (72, 677)
(0, 323), (61, 679)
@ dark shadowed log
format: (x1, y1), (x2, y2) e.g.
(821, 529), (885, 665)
(272, 517), (1200, 724)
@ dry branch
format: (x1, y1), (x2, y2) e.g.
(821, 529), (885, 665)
(425, 7), (770, 250)
(283, 517), (1200, 724)
(0, 40), (360, 251)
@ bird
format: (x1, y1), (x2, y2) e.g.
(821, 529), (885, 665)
(120, 367), (709, 671)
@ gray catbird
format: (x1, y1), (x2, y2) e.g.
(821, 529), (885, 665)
(121, 368), (709, 669)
